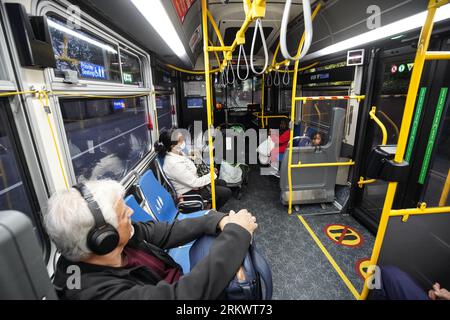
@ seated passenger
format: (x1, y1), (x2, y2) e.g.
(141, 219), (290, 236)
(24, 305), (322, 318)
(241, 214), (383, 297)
(44, 180), (258, 300)
(270, 120), (291, 163)
(155, 129), (232, 210)
(311, 132), (323, 147)
(368, 265), (450, 300)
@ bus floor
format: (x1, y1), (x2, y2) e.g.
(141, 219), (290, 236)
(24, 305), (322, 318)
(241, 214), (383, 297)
(221, 166), (375, 300)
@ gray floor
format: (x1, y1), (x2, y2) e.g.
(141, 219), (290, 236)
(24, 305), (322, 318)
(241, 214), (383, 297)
(221, 166), (374, 300)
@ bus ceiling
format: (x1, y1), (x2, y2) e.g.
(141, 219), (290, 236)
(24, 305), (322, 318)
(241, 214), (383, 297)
(73, 0), (433, 67)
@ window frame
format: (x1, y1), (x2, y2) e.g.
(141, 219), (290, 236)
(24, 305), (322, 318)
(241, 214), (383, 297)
(35, 0), (156, 187)
(0, 1), (52, 263)
(119, 48), (144, 86)
(38, 3), (150, 91)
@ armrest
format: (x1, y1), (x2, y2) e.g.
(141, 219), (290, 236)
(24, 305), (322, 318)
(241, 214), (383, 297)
(178, 194), (205, 203)
(177, 200), (204, 214)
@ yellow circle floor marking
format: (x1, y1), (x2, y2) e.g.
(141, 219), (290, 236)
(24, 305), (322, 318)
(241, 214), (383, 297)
(324, 224), (364, 248)
(356, 258), (371, 280)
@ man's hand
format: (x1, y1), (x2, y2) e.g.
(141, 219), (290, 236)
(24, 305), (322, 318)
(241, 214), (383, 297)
(428, 283), (450, 300)
(219, 209), (257, 236)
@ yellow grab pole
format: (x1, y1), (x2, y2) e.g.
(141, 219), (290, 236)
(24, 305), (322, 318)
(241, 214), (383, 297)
(202, 0), (217, 209)
(360, 1), (440, 299)
(439, 169), (450, 206)
(287, 3), (321, 214)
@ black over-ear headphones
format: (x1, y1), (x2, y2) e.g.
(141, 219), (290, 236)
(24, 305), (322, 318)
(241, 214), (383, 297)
(73, 183), (119, 255)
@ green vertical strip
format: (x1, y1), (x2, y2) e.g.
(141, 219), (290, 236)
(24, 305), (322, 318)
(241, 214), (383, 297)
(405, 87), (427, 162)
(418, 87), (449, 184)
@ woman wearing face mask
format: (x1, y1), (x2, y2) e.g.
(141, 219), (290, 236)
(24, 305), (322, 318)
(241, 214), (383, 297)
(155, 129), (232, 210)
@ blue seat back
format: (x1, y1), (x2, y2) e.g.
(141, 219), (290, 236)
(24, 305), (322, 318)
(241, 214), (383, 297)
(139, 170), (178, 223)
(125, 195), (155, 223)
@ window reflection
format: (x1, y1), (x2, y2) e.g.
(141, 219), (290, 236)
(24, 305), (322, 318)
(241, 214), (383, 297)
(121, 50), (143, 86)
(0, 103), (35, 221)
(60, 97), (151, 182)
(156, 95), (173, 134)
(423, 104), (450, 207)
(228, 79), (253, 110)
(48, 16), (121, 82)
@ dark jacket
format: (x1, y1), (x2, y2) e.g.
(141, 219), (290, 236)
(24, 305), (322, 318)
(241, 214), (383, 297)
(53, 211), (251, 300)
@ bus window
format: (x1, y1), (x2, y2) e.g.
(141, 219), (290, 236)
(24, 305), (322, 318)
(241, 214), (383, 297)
(156, 94), (173, 133)
(47, 16), (121, 82)
(0, 101), (43, 244)
(60, 97), (151, 182)
(121, 49), (143, 86)
(228, 79), (253, 110)
(300, 90), (348, 144)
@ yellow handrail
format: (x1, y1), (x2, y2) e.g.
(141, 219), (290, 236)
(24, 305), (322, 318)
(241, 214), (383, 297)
(358, 107), (389, 188)
(206, 0), (267, 69)
(165, 64), (221, 75)
(439, 169), (450, 206)
(287, 3), (322, 214)
(360, 0), (450, 300)
(295, 95), (365, 102)
(201, 0), (217, 209)
(291, 160), (355, 169)
(369, 107), (388, 145)
(390, 203), (450, 218)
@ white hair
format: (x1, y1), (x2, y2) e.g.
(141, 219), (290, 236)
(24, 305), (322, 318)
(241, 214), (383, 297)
(44, 180), (125, 262)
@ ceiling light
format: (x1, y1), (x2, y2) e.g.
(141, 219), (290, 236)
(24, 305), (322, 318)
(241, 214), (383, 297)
(131, 0), (189, 61)
(304, 4), (450, 61)
(47, 19), (118, 54)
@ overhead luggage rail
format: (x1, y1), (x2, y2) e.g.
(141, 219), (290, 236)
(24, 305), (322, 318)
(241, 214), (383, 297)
(360, 0), (450, 300)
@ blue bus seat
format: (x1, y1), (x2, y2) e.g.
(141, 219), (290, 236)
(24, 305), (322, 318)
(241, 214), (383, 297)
(138, 170), (208, 223)
(125, 194), (194, 274)
(124, 195), (156, 223)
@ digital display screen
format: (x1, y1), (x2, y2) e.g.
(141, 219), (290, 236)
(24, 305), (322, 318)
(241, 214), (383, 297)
(80, 61), (106, 80)
(187, 97), (204, 109)
(113, 100), (125, 110)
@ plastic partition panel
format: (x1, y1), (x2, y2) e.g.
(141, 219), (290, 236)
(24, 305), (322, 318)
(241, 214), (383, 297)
(378, 212), (450, 291)
(280, 108), (346, 204)
(0, 211), (57, 300)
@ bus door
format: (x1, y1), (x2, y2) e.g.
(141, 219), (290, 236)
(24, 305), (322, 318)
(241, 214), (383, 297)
(350, 43), (441, 233)
(367, 35), (450, 292)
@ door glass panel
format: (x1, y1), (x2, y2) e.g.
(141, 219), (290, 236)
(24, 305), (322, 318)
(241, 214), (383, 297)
(422, 100), (450, 207)
(360, 55), (414, 219)
(60, 97), (151, 182)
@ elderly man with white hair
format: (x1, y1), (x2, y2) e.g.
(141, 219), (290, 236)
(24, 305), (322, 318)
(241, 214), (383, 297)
(44, 179), (257, 300)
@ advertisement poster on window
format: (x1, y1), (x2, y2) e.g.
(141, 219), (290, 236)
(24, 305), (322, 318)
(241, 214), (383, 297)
(172, 0), (196, 23)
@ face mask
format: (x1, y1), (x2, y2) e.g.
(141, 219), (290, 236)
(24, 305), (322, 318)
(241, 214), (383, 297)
(179, 142), (186, 151)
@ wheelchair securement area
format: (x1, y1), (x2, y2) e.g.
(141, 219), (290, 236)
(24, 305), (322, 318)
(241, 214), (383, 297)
(298, 214), (375, 299)
(221, 166), (357, 300)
